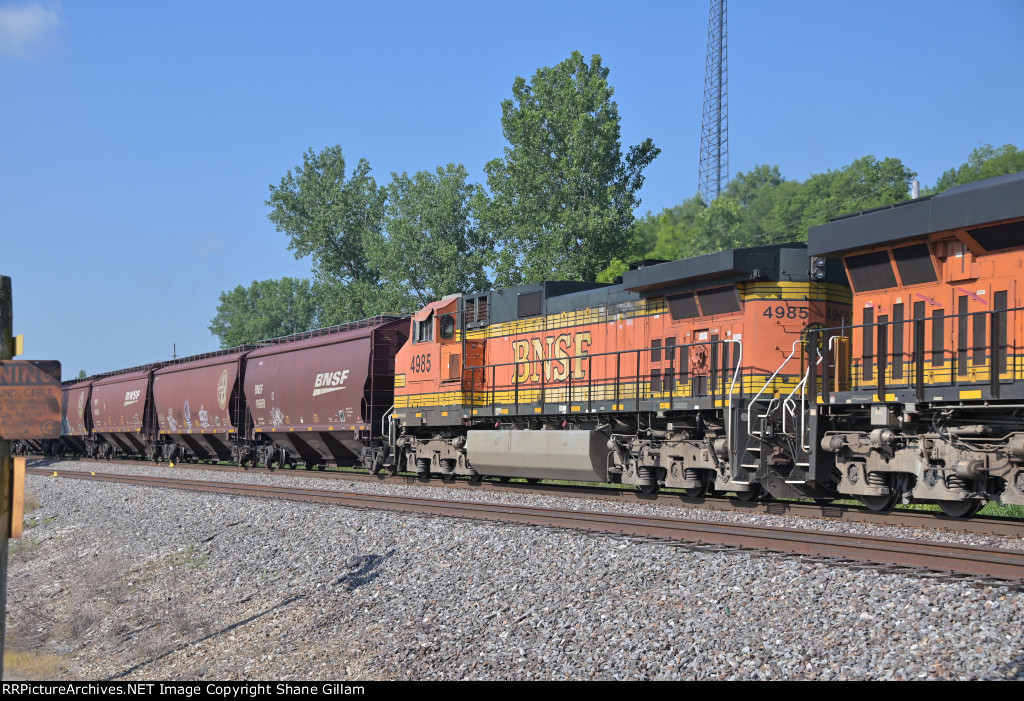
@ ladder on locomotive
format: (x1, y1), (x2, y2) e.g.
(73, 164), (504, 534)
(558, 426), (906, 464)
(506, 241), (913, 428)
(744, 339), (827, 483)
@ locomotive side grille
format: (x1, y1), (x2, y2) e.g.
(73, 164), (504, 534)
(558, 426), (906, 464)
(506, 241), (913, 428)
(995, 290), (1008, 373)
(863, 308), (874, 382)
(893, 244), (937, 285)
(697, 285), (742, 315)
(958, 296), (969, 374)
(932, 309), (945, 366)
(892, 303), (904, 380)
(846, 251), (897, 292)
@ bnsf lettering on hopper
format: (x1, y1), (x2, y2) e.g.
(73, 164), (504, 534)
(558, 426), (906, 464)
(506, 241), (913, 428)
(313, 370), (350, 394)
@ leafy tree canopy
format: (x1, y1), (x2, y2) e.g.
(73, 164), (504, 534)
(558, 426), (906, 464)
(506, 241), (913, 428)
(627, 155), (917, 262)
(928, 144), (1024, 193)
(209, 277), (320, 348)
(372, 164), (490, 307)
(266, 146), (387, 320)
(479, 51), (660, 286)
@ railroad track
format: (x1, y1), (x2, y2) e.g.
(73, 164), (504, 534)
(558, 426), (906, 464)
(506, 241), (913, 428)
(28, 466), (1024, 583)
(28, 456), (1024, 538)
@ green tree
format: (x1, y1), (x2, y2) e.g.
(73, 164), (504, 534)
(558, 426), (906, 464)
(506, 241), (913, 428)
(479, 51), (660, 286)
(76, 369), (87, 379)
(372, 164), (490, 306)
(929, 144), (1024, 193)
(595, 257), (629, 283)
(645, 196), (707, 260)
(624, 156), (916, 261)
(209, 278), (320, 348)
(266, 146), (387, 321)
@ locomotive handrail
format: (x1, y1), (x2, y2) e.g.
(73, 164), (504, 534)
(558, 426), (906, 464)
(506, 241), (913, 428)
(782, 348), (820, 437)
(381, 405), (395, 444)
(462, 337), (740, 412)
(813, 303), (1022, 396)
(747, 340), (803, 443)
(797, 345), (825, 452)
(723, 338), (743, 458)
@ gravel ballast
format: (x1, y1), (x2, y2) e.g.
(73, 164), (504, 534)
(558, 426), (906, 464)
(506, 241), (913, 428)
(7, 459), (1023, 680)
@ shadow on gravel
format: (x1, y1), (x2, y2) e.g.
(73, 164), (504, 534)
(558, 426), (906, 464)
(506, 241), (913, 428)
(335, 549), (394, 591)
(26, 458), (62, 468)
(104, 594), (306, 681)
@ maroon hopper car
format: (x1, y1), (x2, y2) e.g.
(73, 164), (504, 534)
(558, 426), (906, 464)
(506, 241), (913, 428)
(153, 348), (251, 463)
(90, 367), (158, 458)
(61, 379), (93, 455)
(244, 317), (407, 469)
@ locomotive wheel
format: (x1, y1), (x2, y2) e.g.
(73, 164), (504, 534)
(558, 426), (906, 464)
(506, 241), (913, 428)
(859, 492), (899, 512)
(938, 499), (983, 519)
(732, 484), (763, 502)
(683, 472), (712, 499)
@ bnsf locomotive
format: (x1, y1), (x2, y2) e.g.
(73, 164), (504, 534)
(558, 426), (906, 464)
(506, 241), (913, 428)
(38, 172), (1024, 518)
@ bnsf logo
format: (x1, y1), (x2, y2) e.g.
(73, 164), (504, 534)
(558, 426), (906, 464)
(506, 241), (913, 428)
(313, 370), (350, 396)
(124, 390), (141, 406)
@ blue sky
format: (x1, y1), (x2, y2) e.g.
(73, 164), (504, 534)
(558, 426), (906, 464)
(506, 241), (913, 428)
(1, 1), (1022, 377)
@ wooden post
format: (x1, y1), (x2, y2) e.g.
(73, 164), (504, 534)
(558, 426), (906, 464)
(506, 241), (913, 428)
(1, 275), (12, 680)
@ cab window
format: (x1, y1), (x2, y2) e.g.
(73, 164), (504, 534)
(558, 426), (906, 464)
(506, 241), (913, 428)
(414, 314), (434, 343)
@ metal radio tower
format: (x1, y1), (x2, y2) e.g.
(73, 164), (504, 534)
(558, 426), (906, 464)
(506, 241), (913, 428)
(699, 0), (728, 202)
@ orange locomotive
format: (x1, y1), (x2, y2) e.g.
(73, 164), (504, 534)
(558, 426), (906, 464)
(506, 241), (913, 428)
(810, 171), (1024, 516)
(390, 243), (851, 500)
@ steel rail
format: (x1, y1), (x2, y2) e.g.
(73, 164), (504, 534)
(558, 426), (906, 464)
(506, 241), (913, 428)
(28, 468), (1024, 583)
(27, 457), (1024, 538)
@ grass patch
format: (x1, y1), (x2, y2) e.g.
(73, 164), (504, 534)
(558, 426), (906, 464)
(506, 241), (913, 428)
(169, 544), (208, 571)
(3, 649), (66, 680)
(979, 502), (1024, 518)
(23, 491), (41, 513)
(9, 538), (39, 560)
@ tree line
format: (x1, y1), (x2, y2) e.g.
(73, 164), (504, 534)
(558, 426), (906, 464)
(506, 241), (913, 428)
(209, 50), (1024, 348)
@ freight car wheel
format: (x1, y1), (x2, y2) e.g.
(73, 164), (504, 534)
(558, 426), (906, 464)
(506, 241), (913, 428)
(683, 472), (712, 498)
(938, 499), (983, 519)
(440, 473), (456, 483)
(732, 484), (763, 502)
(637, 483), (659, 495)
(859, 493), (898, 512)
(526, 478), (542, 485)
